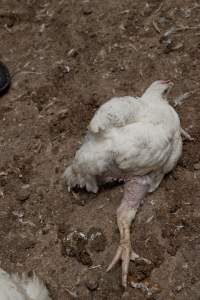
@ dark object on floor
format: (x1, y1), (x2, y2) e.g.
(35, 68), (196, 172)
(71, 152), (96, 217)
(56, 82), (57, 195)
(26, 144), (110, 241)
(0, 62), (11, 95)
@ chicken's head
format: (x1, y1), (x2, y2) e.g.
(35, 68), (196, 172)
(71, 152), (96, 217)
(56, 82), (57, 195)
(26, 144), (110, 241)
(142, 80), (174, 101)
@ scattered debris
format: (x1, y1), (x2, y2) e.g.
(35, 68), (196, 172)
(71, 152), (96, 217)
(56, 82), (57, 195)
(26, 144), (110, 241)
(176, 25), (200, 32)
(71, 191), (80, 200)
(160, 32), (184, 53)
(172, 42), (184, 50)
(152, 19), (160, 33)
(12, 210), (36, 227)
(57, 108), (69, 120)
(146, 215), (154, 223)
(181, 128), (194, 141)
(85, 272), (99, 291)
(128, 276), (161, 297)
(12, 210), (24, 218)
(161, 25), (200, 40)
(61, 229), (92, 266)
(62, 230), (88, 256)
(173, 90), (198, 107)
(87, 227), (107, 252)
(129, 257), (153, 281)
(174, 283), (185, 293)
(61, 227), (106, 266)
(162, 26), (177, 38)
(71, 190), (86, 206)
(16, 184), (31, 202)
(78, 248), (93, 266)
(145, 1), (164, 33)
(82, 3), (93, 15)
(18, 219), (36, 227)
(68, 48), (78, 57)
(160, 24), (200, 53)
(88, 265), (102, 270)
(0, 171), (8, 176)
(130, 281), (152, 297)
(63, 286), (78, 298)
(194, 162), (200, 170)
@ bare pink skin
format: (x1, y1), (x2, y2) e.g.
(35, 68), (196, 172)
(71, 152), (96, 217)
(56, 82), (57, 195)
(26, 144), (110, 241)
(106, 176), (151, 288)
(160, 79), (172, 84)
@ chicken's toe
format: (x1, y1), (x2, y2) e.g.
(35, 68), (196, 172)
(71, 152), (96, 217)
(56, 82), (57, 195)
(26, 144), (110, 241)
(107, 244), (151, 288)
(107, 241), (132, 288)
(130, 250), (151, 264)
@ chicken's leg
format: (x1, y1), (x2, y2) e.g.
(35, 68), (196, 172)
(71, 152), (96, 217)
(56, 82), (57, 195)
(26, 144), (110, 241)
(107, 176), (150, 288)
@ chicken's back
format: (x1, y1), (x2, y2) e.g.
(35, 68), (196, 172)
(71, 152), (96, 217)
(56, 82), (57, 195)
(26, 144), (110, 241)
(89, 96), (140, 133)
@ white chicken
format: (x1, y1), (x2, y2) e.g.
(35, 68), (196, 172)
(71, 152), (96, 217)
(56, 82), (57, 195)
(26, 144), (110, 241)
(64, 80), (184, 287)
(0, 268), (51, 300)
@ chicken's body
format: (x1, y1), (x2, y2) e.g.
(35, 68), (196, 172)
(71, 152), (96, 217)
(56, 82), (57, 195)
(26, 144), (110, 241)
(0, 268), (51, 300)
(65, 81), (182, 193)
(64, 80), (183, 287)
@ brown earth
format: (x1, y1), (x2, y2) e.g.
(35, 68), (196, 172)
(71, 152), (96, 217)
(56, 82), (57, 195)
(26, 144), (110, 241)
(0, 0), (200, 299)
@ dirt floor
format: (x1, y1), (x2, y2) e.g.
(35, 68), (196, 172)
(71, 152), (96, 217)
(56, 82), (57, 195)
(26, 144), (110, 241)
(0, 0), (200, 299)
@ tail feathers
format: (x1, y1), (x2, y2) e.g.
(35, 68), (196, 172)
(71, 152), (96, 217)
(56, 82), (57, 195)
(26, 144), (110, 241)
(64, 165), (98, 193)
(12, 272), (51, 300)
(63, 165), (78, 190)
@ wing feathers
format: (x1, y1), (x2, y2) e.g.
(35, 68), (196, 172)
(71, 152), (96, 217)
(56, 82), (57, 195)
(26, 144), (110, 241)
(88, 96), (139, 133)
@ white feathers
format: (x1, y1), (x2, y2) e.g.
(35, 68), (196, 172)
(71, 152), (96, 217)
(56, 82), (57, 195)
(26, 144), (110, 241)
(88, 96), (140, 133)
(64, 80), (182, 193)
(64, 164), (98, 193)
(0, 268), (51, 300)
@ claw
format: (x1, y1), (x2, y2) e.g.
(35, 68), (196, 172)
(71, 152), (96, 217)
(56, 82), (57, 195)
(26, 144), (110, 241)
(106, 242), (132, 288)
(106, 246), (122, 272)
(131, 250), (151, 264)
(107, 244), (151, 288)
(130, 251), (139, 260)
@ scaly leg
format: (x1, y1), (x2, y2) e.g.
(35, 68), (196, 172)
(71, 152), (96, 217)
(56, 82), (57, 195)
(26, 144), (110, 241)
(107, 176), (151, 288)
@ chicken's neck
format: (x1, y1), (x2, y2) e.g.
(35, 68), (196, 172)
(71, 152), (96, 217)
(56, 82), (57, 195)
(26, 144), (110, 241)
(141, 91), (166, 104)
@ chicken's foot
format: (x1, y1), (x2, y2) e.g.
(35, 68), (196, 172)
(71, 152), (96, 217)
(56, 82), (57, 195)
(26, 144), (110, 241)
(107, 176), (151, 288)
